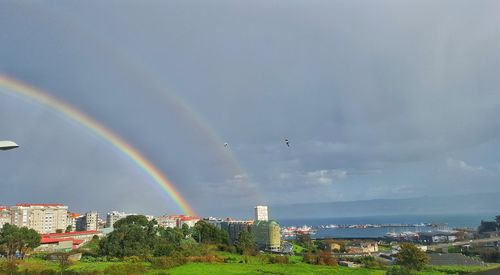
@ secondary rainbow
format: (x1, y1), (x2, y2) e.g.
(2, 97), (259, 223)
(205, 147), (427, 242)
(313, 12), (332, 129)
(0, 74), (196, 216)
(10, 5), (260, 202)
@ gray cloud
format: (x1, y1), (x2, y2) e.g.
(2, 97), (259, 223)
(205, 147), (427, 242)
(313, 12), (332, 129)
(1, 0), (499, 216)
(446, 158), (486, 174)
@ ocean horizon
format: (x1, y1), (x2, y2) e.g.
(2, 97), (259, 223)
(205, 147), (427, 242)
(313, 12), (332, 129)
(278, 212), (497, 239)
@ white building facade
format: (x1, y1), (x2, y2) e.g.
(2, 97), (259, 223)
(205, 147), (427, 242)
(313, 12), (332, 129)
(0, 207), (11, 229)
(254, 205), (269, 221)
(9, 204), (68, 234)
(77, 211), (99, 231)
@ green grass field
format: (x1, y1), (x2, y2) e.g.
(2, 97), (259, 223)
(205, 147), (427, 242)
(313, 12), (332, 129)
(165, 262), (385, 275)
(6, 256), (500, 274)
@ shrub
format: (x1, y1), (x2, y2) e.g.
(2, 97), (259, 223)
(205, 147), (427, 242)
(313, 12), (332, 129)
(395, 243), (428, 271)
(270, 255), (289, 264)
(124, 255), (142, 263)
(224, 256), (239, 263)
(81, 256), (97, 262)
(150, 256), (188, 269)
(359, 256), (387, 269)
(103, 263), (146, 275)
(217, 244), (237, 254)
(40, 270), (58, 275)
(386, 266), (415, 275)
(0, 259), (18, 274)
(303, 251), (337, 266)
(109, 257), (121, 262)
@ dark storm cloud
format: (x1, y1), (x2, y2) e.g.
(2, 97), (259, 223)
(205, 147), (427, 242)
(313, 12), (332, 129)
(0, 0), (499, 216)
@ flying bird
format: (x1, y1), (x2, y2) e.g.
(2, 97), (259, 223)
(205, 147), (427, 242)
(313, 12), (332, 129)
(224, 142), (229, 149)
(284, 138), (290, 147)
(0, 140), (19, 151)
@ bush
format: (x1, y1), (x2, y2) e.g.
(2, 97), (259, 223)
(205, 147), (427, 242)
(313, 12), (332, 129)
(103, 263), (146, 275)
(109, 257), (121, 262)
(81, 256), (97, 263)
(224, 256), (239, 263)
(150, 255), (188, 269)
(386, 266), (415, 275)
(217, 244), (237, 254)
(40, 270), (58, 275)
(359, 256), (387, 269)
(395, 243), (428, 271)
(0, 259), (18, 274)
(270, 255), (289, 264)
(188, 254), (222, 264)
(303, 251), (337, 266)
(124, 256), (142, 263)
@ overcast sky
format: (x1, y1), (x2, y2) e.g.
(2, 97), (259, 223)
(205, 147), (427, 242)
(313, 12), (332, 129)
(0, 0), (499, 218)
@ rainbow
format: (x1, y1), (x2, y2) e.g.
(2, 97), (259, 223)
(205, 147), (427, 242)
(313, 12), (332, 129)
(0, 74), (196, 216)
(4, 4), (260, 203)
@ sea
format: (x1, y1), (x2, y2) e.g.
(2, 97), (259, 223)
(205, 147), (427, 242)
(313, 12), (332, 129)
(278, 213), (497, 239)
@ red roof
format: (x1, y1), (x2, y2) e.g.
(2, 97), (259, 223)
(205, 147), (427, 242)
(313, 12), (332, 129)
(16, 204), (65, 207)
(73, 239), (84, 245)
(40, 237), (73, 244)
(180, 216), (200, 221)
(42, 230), (99, 238)
(68, 212), (81, 218)
(40, 237), (84, 246)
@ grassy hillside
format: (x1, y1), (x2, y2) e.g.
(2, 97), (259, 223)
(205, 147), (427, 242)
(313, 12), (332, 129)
(6, 255), (500, 274)
(164, 263), (385, 275)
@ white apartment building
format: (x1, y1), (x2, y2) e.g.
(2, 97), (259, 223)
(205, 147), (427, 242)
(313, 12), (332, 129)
(10, 204), (68, 234)
(156, 215), (177, 228)
(106, 211), (135, 228)
(77, 211), (99, 231)
(178, 216), (199, 228)
(155, 215), (199, 228)
(106, 212), (153, 228)
(254, 205), (269, 221)
(0, 207), (11, 229)
(67, 213), (82, 232)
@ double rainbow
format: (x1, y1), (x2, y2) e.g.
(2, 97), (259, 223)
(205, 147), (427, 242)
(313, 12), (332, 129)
(0, 74), (195, 216)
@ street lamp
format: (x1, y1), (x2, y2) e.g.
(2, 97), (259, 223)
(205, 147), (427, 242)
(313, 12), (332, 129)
(0, 140), (19, 151)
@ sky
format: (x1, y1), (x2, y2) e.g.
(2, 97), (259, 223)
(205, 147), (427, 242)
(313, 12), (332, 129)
(0, 0), (499, 218)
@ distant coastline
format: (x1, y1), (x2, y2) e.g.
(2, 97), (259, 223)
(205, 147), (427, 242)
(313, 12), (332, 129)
(271, 192), (500, 219)
(278, 213), (496, 239)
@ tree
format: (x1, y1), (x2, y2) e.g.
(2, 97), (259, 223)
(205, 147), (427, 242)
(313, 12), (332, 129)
(395, 243), (428, 271)
(0, 224), (40, 259)
(0, 224), (21, 258)
(65, 225), (73, 233)
(191, 221), (229, 245)
(235, 230), (255, 255)
(296, 233), (313, 250)
(99, 215), (158, 258)
(154, 227), (184, 257)
(18, 227), (41, 259)
(181, 223), (191, 238)
(50, 252), (73, 275)
(113, 215), (150, 229)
